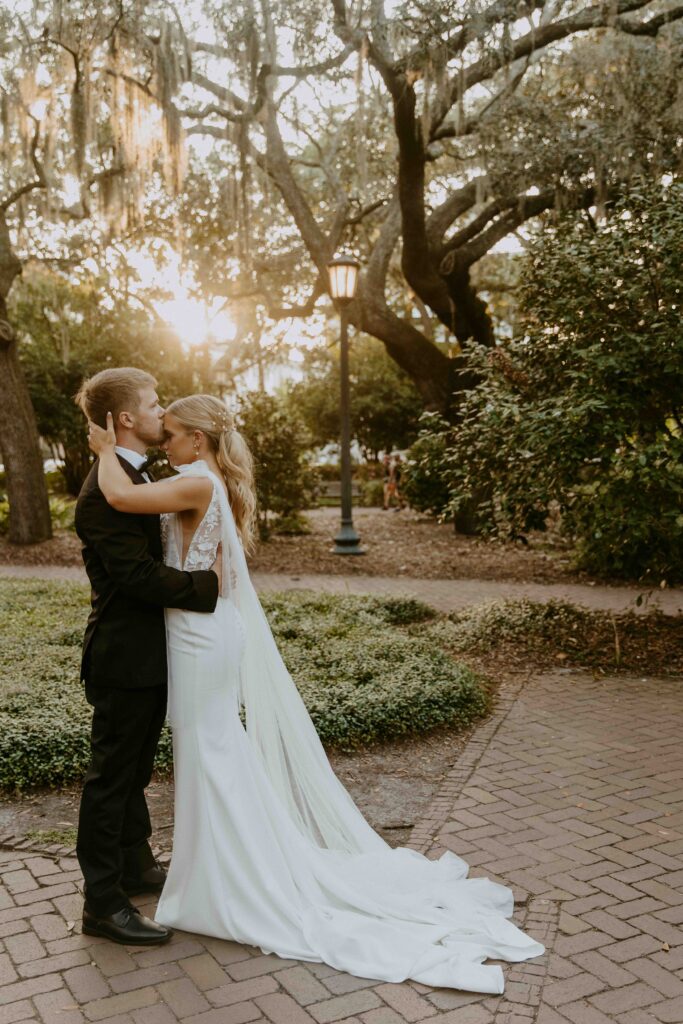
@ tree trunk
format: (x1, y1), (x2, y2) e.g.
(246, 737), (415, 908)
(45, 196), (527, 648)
(0, 310), (52, 544)
(447, 267), (496, 348)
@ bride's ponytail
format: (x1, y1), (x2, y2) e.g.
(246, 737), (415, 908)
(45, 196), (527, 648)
(215, 426), (257, 556)
(166, 395), (258, 555)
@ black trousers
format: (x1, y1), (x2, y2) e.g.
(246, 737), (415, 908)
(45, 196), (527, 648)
(77, 683), (167, 917)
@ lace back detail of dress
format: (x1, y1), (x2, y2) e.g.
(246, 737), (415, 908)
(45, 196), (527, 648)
(183, 485), (222, 572)
(160, 512), (179, 570)
(161, 479), (238, 596)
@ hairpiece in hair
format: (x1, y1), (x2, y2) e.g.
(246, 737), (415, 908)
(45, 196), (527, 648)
(212, 415), (232, 432)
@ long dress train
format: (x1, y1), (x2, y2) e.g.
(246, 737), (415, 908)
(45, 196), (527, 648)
(155, 462), (544, 992)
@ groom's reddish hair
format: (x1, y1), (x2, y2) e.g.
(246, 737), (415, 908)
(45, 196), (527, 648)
(75, 367), (157, 429)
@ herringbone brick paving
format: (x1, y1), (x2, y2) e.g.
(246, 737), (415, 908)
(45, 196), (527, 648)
(1, 669), (681, 1023)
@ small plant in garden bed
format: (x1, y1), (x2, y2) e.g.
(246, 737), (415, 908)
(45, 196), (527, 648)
(25, 827), (78, 847)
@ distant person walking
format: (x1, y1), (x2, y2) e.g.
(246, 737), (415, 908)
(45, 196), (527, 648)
(392, 454), (406, 511)
(382, 453), (393, 510)
(382, 452), (406, 511)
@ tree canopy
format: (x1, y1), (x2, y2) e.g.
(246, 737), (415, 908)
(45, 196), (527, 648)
(2, 1), (683, 543)
(13, 267), (214, 495)
(285, 333), (424, 458)
(162, 0), (683, 412)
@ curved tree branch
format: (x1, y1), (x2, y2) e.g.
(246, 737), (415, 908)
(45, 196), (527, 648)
(0, 116), (47, 213)
(618, 4), (683, 33)
(425, 178), (486, 251)
(430, 0), (659, 134)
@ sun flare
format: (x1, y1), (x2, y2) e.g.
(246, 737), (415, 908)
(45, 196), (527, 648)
(122, 246), (236, 348)
(154, 296), (209, 347)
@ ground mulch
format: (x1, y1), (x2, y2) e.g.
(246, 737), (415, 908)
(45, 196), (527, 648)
(253, 508), (581, 583)
(0, 506), (579, 581)
(458, 609), (683, 679)
(0, 530), (82, 566)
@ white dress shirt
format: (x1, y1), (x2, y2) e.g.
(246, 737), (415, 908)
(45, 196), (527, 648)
(115, 446), (151, 483)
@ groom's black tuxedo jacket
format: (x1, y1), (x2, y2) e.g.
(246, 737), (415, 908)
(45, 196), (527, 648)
(75, 455), (218, 689)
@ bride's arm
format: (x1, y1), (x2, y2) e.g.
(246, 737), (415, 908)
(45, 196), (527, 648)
(88, 413), (212, 514)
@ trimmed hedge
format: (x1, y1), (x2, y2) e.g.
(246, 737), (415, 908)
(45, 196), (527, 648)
(261, 592), (486, 748)
(0, 581), (488, 790)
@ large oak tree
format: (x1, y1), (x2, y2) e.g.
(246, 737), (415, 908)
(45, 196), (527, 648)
(171, 0), (683, 413)
(2, 1), (682, 541)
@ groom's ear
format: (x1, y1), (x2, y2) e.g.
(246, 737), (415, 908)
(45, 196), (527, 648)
(118, 410), (135, 429)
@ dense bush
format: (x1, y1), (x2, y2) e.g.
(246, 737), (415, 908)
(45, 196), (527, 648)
(405, 181), (683, 581)
(0, 493), (75, 535)
(357, 478), (385, 508)
(237, 391), (319, 539)
(260, 592), (485, 747)
(402, 412), (455, 518)
(285, 335), (424, 459)
(0, 581), (487, 789)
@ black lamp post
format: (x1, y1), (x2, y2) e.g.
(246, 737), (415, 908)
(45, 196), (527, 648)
(327, 255), (364, 556)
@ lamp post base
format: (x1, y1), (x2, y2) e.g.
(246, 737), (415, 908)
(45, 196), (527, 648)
(333, 522), (365, 555)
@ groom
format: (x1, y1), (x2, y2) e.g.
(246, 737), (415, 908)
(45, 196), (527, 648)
(74, 367), (219, 945)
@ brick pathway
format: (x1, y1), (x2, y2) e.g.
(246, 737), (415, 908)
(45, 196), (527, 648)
(2, 669), (682, 1023)
(1, 564), (681, 616)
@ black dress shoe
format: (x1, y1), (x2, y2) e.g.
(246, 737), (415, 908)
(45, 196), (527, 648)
(122, 864), (167, 896)
(82, 905), (173, 946)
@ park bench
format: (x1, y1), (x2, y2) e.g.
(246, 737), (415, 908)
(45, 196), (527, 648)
(320, 480), (361, 498)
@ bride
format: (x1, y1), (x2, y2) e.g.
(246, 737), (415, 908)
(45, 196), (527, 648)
(88, 393), (544, 993)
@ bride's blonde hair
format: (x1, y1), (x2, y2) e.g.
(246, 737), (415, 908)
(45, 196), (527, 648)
(166, 394), (257, 555)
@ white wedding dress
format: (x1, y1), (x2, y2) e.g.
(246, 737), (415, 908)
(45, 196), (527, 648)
(154, 462), (544, 992)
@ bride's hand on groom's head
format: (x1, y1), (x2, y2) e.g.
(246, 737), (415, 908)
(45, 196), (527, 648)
(87, 411), (117, 455)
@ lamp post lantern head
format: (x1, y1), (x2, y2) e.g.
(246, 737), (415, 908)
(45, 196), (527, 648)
(327, 255), (360, 306)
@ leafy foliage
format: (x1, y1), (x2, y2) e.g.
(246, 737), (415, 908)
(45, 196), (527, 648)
(258, 592), (486, 748)
(407, 180), (683, 580)
(0, 493), (75, 535)
(285, 335), (424, 458)
(0, 580), (488, 789)
(401, 412), (457, 518)
(236, 390), (319, 537)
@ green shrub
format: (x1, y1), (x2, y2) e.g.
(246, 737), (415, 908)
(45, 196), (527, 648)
(315, 462), (343, 481)
(403, 182), (683, 580)
(263, 592), (484, 748)
(438, 599), (594, 652)
(0, 581), (486, 789)
(271, 511), (312, 535)
(402, 412), (455, 519)
(357, 478), (385, 507)
(0, 493), (75, 534)
(237, 391), (320, 540)
(49, 495), (76, 531)
(0, 496), (9, 535)
(565, 439), (683, 581)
